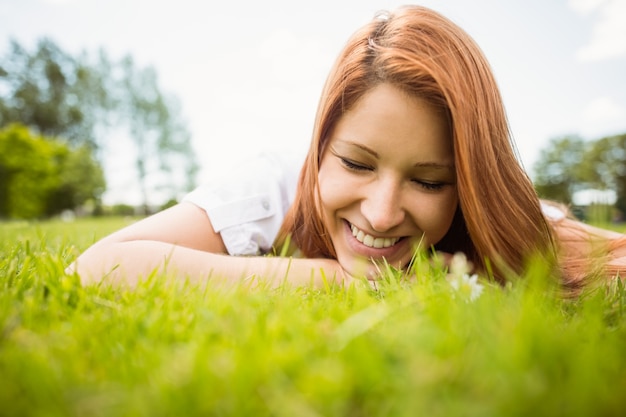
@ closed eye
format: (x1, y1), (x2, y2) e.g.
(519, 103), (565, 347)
(340, 157), (371, 172)
(413, 180), (446, 192)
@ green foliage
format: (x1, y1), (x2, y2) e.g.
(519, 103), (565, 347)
(585, 134), (626, 215)
(0, 38), (198, 209)
(46, 144), (106, 216)
(108, 203), (136, 217)
(0, 39), (109, 148)
(1, 219), (626, 416)
(159, 198), (178, 211)
(534, 133), (626, 218)
(533, 135), (587, 204)
(0, 124), (104, 219)
(0, 125), (58, 218)
(113, 56), (198, 213)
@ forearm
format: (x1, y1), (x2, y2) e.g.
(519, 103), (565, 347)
(67, 240), (347, 288)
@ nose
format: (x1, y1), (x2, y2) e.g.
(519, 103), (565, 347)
(361, 177), (406, 233)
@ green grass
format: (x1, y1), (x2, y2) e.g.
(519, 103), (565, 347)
(1, 218), (626, 417)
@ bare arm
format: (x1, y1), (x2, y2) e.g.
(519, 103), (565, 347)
(551, 217), (626, 281)
(67, 202), (348, 287)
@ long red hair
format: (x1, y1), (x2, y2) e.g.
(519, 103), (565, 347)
(276, 6), (558, 284)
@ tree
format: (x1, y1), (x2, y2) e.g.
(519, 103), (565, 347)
(114, 56), (198, 214)
(0, 39), (109, 149)
(0, 38), (198, 211)
(533, 135), (587, 204)
(45, 143), (106, 216)
(0, 124), (104, 219)
(583, 134), (626, 216)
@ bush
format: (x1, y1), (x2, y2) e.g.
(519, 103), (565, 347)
(0, 124), (105, 219)
(109, 203), (136, 216)
(160, 198), (178, 211)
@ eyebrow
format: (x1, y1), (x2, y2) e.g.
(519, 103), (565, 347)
(348, 141), (379, 158)
(413, 161), (455, 170)
(339, 140), (454, 170)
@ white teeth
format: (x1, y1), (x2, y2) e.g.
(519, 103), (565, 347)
(350, 224), (400, 248)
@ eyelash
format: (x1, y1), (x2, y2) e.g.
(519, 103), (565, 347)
(339, 157), (446, 192)
(416, 181), (445, 192)
(340, 158), (371, 171)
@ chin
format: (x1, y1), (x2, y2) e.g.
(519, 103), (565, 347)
(338, 253), (409, 281)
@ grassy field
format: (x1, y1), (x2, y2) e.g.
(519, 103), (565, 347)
(1, 217), (626, 417)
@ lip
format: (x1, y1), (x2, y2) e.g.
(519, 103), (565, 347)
(342, 220), (409, 260)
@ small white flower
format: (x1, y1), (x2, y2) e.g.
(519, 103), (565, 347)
(448, 273), (484, 302)
(449, 252), (472, 277)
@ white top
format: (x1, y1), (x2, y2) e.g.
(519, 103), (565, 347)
(183, 152), (304, 255)
(540, 202), (567, 221)
(184, 152), (565, 255)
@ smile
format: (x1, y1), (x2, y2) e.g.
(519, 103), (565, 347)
(350, 223), (401, 248)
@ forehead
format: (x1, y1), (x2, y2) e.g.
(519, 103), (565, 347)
(329, 83), (453, 164)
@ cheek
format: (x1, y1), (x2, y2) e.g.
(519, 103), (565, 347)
(318, 182), (342, 215)
(416, 192), (458, 242)
(318, 164), (356, 216)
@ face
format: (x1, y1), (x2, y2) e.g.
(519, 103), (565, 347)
(318, 83), (458, 278)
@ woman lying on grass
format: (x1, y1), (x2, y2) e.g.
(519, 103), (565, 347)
(68, 5), (626, 296)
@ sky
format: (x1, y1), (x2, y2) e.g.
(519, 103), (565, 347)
(1, 0), (625, 205)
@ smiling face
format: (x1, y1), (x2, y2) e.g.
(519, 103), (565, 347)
(317, 83), (458, 278)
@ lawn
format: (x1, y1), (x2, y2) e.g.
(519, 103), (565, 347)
(1, 217), (625, 417)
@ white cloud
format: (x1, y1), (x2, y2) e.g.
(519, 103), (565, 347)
(39, 0), (78, 4)
(572, 0), (626, 61)
(583, 96), (626, 122)
(179, 29), (333, 186)
(254, 29), (334, 85)
(568, 0), (609, 14)
(579, 96), (626, 137)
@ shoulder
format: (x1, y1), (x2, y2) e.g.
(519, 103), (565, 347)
(182, 151), (304, 255)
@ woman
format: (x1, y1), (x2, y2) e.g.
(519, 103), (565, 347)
(69, 5), (626, 294)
